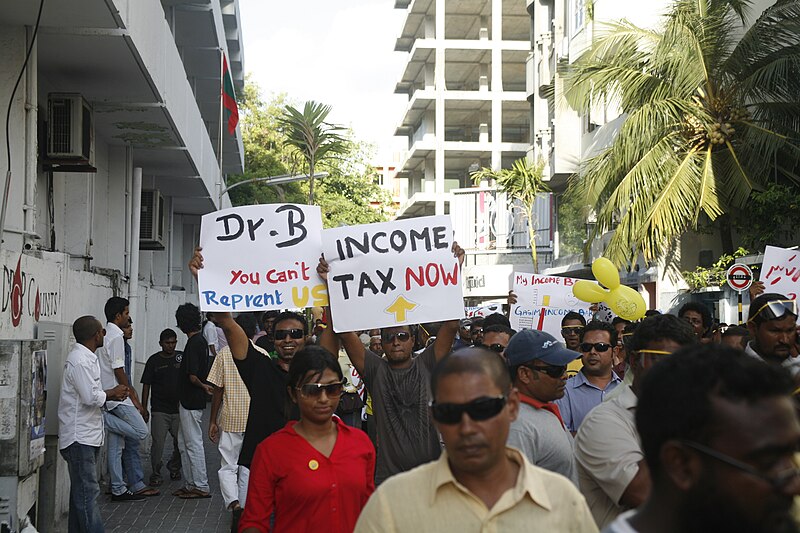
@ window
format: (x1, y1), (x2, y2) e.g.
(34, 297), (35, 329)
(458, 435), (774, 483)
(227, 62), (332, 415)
(572, 0), (585, 35)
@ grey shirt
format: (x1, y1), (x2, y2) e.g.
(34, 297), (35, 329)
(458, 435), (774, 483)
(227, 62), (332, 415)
(363, 345), (442, 483)
(507, 398), (579, 486)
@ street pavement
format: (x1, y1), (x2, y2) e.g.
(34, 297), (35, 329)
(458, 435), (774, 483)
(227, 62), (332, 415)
(98, 408), (233, 533)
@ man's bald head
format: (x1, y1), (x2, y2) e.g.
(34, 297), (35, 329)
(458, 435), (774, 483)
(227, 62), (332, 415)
(73, 316), (103, 343)
(430, 347), (511, 400)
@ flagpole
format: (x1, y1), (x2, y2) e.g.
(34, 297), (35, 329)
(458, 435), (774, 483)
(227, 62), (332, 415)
(217, 47), (225, 206)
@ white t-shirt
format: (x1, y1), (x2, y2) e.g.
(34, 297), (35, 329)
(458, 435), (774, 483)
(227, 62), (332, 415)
(204, 321), (219, 351)
(96, 321), (133, 409)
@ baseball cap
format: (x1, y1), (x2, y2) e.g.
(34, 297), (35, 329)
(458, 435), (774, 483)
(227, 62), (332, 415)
(459, 318), (473, 328)
(504, 329), (580, 367)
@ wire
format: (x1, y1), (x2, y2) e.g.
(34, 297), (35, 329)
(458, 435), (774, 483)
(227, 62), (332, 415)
(2, 0), (45, 245)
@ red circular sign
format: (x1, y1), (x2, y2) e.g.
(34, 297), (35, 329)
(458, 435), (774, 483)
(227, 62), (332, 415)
(726, 264), (753, 292)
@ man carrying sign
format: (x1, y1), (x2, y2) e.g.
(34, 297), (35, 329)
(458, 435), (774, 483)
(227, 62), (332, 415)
(316, 242), (465, 484)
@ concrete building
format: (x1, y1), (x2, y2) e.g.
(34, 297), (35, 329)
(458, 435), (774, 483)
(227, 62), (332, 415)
(0, 0), (244, 529)
(392, 0), (531, 219)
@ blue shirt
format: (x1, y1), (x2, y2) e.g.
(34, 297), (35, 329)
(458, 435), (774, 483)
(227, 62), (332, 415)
(555, 370), (621, 433)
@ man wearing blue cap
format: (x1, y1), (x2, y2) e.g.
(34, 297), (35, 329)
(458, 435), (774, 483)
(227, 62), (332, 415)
(505, 329), (580, 485)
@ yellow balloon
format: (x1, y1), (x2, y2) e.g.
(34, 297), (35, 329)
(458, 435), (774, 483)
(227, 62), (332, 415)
(608, 285), (647, 321)
(592, 258), (620, 290)
(573, 280), (608, 304)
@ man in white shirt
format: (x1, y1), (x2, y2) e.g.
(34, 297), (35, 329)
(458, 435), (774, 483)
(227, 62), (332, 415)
(59, 316), (128, 533)
(97, 297), (157, 501)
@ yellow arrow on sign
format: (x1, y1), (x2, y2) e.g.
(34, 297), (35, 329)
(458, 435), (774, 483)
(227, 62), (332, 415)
(385, 295), (418, 322)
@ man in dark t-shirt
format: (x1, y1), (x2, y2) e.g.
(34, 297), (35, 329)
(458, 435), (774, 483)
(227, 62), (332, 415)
(174, 303), (213, 499)
(234, 311), (304, 468)
(140, 328), (183, 486)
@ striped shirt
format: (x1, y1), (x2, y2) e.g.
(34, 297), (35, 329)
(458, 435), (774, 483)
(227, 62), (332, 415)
(207, 343), (264, 432)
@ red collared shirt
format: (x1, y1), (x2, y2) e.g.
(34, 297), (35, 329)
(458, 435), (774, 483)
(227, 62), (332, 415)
(239, 417), (376, 533)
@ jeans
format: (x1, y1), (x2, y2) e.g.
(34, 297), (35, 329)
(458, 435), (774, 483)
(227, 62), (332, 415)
(217, 431), (249, 508)
(60, 442), (105, 533)
(150, 411), (182, 476)
(178, 405), (209, 492)
(104, 403), (148, 496)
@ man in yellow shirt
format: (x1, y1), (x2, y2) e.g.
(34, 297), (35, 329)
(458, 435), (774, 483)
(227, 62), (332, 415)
(355, 347), (598, 533)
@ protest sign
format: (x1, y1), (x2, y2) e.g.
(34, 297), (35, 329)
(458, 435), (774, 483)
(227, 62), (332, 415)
(510, 272), (592, 337)
(198, 204), (327, 311)
(322, 215), (464, 332)
(760, 245), (800, 300)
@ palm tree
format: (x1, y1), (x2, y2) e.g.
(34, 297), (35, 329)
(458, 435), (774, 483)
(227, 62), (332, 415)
(471, 158), (551, 272)
(278, 101), (348, 204)
(563, 0), (800, 267)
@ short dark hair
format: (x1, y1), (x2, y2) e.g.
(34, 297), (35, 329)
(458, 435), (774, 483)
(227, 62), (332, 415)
(644, 309), (662, 317)
(420, 322), (443, 337)
(483, 324), (515, 338)
(235, 313), (258, 339)
(721, 325), (749, 339)
(629, 313), (696, 352)
(470, 317), (485, 329)
(581, 320), (618, 345)
(74, 316), (102, 343)
(175, 303), (202, 334)
(274, 311), (308, 334)
(431, 347), (511, 400)
(104, 296), (129, 323)
(748, 292), (796, 326)
(637, 344), (794, 478)
(611, 316), (632, 327)
(159, 328), (177, 342)
(678, 301), (712, 328)
(561, 311), (586, 327)
(483, 313), (511, 329)
(287, 345), (343, 390)
(261, 310), (280, 327)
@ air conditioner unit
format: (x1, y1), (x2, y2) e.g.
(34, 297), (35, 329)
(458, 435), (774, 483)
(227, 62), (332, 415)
(140, 190), (166, 250)
(47, 93), (94, 165)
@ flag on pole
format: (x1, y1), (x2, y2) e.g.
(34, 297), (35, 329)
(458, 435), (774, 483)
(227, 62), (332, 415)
(222, 54), (239, 135)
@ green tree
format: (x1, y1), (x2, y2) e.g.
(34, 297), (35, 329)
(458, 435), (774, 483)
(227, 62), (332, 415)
(471, 158), (550, 272)
(277, 101), (349, 205)
(564, 0), (800, 267)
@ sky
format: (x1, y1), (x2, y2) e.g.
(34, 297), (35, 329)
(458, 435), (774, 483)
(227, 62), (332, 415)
(239, 0), (409, 161)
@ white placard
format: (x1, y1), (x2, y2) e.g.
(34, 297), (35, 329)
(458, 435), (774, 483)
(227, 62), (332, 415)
(198, 204), (328, 311)
(322, 215), (464, 332)
(510, 272), (593, 337)
(760, 245), (800, 300)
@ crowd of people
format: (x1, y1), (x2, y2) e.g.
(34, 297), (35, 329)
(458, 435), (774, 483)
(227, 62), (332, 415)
(56, 250), (800, 533)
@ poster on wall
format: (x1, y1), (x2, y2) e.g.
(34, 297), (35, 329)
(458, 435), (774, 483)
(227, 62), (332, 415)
(198, 204), (328, 312)
(510, 272), (593, 338)
(322, 215), (464, 332)
(30, 349), (47, 459)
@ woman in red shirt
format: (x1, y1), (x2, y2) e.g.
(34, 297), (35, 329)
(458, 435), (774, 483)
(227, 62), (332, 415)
(239, 345), (376, 533)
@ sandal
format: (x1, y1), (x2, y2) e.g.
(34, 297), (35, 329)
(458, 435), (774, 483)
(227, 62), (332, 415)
(172, 488), (191, 497)
(179, 489), (212, 499)
(135, 487), (160, 497)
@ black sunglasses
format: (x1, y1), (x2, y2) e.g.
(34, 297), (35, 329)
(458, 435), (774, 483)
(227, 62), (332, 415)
(429, 396), (507, 425)
(381, 331), (411, 343)
(580, 342), (613, 353)
(526, 363), (567, 379)
(561, 326), (584, 337)
(274, 328), (304, 341)
(297, 381), (345, 398)
(481, 343), (506, 353)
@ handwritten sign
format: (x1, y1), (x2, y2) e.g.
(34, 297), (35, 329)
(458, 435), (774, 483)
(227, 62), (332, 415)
(198, 204), (327, 311)
(760, 245), (800, 300)
(322, 215), (464, 332)
(510, 273), (592, 337)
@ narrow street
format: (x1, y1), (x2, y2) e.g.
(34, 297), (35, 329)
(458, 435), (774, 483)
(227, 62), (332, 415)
(98, 410), (232, 533)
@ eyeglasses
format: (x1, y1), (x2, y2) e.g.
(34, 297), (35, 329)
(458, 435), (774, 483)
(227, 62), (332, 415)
(274, 329), (304, 340)
(297, 381), (345, 398)
(526, 363), (567, 379)
(481, 343), (506, 353)
(681, 440), (800, 491)
(561, 326), (584, 337)
(580, 342), (613, 353)
(381, 331), (411, 343)
(429, 396), (507, 425)
(635, 349), (673, 360)
(748, 299), (797, 324)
